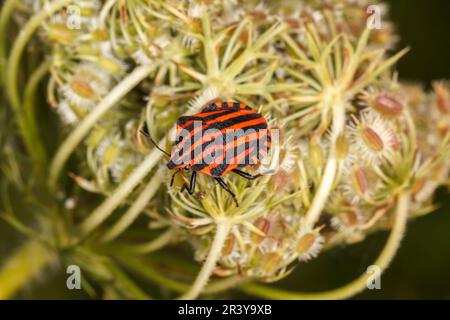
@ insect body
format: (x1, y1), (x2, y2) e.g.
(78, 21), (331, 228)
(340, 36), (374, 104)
(167, 101), (271, 206)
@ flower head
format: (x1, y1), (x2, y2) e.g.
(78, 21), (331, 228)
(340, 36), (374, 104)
(294, 225), (324, 262)
(348, 110), (398, 165)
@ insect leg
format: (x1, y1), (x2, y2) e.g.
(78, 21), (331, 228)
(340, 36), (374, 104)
(215, 177), (239, 207)
(170, 169), (181, 187)
(181, 171), (197, 195)
(231, 169), (261, 180)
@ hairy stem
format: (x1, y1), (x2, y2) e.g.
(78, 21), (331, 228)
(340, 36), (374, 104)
(49, 64), (155, 189)
(304, 94), (345, 228)
(239, 193), (410, 299)
(178, 222), (231, 300)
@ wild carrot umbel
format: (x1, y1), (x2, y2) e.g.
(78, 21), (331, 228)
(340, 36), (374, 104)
(0, 0), (449, 300)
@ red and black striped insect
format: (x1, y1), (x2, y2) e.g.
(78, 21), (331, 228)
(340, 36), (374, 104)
(150, 101), (271, 206)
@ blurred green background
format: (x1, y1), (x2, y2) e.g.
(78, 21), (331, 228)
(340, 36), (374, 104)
(281, 0), (450, 299)
(1, 0), (449, 299)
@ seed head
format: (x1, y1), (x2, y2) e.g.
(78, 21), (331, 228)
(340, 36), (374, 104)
(348, 111), (397, 165)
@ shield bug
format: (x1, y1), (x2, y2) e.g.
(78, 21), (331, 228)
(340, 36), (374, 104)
(148, 101), (271, 206)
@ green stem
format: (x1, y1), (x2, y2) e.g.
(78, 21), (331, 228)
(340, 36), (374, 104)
(115, 255), (190, 294)
(225, 23), (286, 80)
(78, 87), (209, 238)
(133, 229), (176, 254)
(6, 0), (72, 164)
(104, 261), (151, 299)
(79, 148), (163, 236)
(204, 275), (246, 295)
(24, 61), (50, 121)
(101, 171), (164, 242)
(114, 251), (244, 297)
(239, 193), (410, 299)
(304, 94), (345, 228)
(201, 10), (219, 77)
(0, 241), (54, 299)
(49, 64), (156, 189)
(178, 222), (231, 300)
(0, 0), (18, 83)
(22, 61), (51, 165)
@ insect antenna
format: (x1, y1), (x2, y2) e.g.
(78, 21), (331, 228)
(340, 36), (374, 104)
(139, 126), (171, 157)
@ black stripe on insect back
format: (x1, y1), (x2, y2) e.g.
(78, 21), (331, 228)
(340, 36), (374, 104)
(229, 122), (268, 133)
(219, 101), (250, 110)
(170, 129), (223, 168)
(174, 121), (268, 166)
(209, 137), (263, 177)
(201, 131), (268, 176)
(172, 133), (216, 166)
(200, 108), (241, 121)
(201, 101), (248, 111)
(179, 109), (242, 132)
(202, 113), (265, 131)
(173, 113), (266, 161)
(232, 102), (252, 110)
(176, 115), (204, 127)
(173, 127), (268, 170)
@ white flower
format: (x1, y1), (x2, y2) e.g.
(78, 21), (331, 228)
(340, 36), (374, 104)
(330, 209), (363, 236)
(347, 110), (397, 165)
(340, 164), (380, 205)
(61, 64), (111, 108)
(294, 223), (324, 262)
